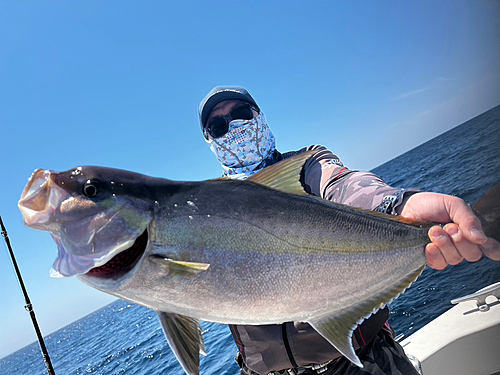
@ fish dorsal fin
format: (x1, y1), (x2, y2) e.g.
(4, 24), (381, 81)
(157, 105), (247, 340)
(308, 264), (426, 368)
(157, 312), (206, 375)
(151, 256), (210, 276)
(246, 150), (318, 195)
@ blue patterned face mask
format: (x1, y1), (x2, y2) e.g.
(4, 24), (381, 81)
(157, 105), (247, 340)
(206, 113), (276, 179)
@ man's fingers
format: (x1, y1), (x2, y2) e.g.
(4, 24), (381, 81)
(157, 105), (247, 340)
(402, 192), (498, 270)
(428, 226), (463, 267)
(443, 223), (483, 263)
(446, 199), (488, 245)
(481, 238), (500, 261)
(425, 243), (447, 270)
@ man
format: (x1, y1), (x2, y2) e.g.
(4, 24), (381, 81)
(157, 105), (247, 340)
(198, 86), (500, 375)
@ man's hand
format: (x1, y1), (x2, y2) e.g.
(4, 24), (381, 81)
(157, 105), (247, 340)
(400, 192), (500, 270)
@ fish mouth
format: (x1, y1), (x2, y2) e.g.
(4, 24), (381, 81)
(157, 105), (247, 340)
(85, 229), (149, 278)
(19, 169), (67, 229)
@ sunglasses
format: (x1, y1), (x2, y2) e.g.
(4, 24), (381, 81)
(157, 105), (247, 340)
(204, 104), (258, 139)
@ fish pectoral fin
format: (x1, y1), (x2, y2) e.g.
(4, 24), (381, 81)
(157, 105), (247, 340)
(246, 150), (318, 195)
(157, 312), (206, 375)
(151, 256), (210, 276)
(309, 264), (426, 368)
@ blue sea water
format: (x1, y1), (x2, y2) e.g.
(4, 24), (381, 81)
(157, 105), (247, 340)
(1, 105), (500, 375)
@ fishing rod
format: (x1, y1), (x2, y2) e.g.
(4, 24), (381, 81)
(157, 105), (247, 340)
(0, 215), (56, 375)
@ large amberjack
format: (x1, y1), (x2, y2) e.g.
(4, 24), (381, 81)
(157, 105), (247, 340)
(18, 152), (499, 375)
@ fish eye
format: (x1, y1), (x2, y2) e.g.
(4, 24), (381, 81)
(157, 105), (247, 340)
(83, 180), (100, 198)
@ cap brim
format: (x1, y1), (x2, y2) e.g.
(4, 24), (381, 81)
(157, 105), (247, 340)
(200, 89), (259, 129)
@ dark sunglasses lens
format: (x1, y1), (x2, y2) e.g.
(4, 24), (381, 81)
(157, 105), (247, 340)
(230, 106), (254, 121)
(207, 117), (229, 138)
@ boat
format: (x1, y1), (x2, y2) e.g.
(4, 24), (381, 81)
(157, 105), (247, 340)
(401, 281), (500, 375)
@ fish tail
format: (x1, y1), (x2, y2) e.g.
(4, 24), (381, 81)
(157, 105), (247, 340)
(472, 181), (500, 242)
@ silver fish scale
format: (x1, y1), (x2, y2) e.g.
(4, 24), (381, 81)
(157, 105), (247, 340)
(104, 180), (430, 325)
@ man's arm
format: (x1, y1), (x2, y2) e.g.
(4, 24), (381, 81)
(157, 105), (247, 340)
(299, 145), (419, 210)
(299, 145), (500, 270)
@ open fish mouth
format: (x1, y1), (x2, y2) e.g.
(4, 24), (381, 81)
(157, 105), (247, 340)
(19, 167), (153, 278)
(85, 229), (149, 278)
(19, 169), (68, 230)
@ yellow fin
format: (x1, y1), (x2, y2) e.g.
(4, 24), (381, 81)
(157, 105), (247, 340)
(246, 150), (317, 195)
(157, 312), (205, 375)
(152, 256), (210, 276)
(309, 264), (426, 368)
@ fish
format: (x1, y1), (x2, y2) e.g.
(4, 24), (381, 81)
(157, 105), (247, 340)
(18, 152), (499, 375)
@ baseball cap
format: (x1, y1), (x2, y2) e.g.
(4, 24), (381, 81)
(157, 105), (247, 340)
(198, 86), (260, 131)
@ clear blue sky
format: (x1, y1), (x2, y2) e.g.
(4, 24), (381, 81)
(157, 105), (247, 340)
(1, 0), (499, 359)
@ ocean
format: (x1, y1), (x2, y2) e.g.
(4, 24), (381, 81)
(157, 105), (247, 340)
(1, 105), (500, 375)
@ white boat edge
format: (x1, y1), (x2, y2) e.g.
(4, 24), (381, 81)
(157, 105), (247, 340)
(401, 281), (500, 375)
